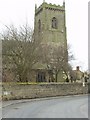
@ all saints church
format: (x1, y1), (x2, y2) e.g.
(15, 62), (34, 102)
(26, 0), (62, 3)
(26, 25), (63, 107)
(33, 1), (67, 82)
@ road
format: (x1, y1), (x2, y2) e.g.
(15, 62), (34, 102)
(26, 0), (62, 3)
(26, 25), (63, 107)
(2, 95), (88, 118)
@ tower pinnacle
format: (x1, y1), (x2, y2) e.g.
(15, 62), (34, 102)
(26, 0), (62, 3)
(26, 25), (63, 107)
(35, 4), (37, 11)
(63, 0), (65, 7)
(43, 0), (45, 3)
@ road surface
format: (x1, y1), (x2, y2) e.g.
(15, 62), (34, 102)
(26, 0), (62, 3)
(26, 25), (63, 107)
(2, 95), (88, 118)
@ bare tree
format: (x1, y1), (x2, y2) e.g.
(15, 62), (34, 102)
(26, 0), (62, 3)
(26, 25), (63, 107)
(40, 44), (74, 82)
(2, 24), (41, 82)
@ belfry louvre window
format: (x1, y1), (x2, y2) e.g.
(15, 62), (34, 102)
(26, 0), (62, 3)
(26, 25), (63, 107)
(38, 19), (41, 32)
(52, 17), (57, 29)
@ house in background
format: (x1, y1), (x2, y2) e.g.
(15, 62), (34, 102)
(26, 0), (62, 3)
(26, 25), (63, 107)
(73, 66), (83, 82)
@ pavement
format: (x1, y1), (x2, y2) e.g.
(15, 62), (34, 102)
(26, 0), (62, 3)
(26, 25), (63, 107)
(2, 94), (88, 118)
(2, 94), (88, 108)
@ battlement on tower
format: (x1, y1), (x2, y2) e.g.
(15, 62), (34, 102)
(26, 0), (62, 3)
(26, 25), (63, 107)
(35, 2), (65, 16)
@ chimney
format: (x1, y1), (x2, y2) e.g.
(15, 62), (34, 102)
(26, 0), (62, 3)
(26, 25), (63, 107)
(76, 66), (79, 71)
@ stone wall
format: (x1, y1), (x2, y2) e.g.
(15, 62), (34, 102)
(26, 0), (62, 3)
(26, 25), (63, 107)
(2, 83), (89, 100)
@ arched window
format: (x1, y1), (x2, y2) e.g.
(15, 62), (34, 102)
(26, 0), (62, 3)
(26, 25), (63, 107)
(52, 17), (57, 29)
(38, 19), (41, 32)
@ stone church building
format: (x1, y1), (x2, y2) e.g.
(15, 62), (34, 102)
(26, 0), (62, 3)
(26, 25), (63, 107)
(34, 1), (67, 46)
(32, 1), (67, 82)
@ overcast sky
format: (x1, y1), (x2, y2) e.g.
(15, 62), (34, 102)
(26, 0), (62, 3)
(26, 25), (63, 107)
(0, 0), (88, 71)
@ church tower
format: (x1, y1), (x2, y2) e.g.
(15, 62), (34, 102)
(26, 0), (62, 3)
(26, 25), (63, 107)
(34, 1), (68, 82)
(34, 1), (67, 48)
